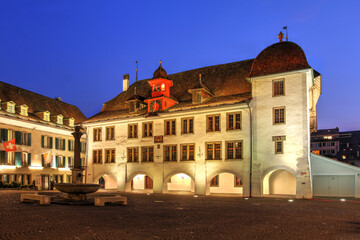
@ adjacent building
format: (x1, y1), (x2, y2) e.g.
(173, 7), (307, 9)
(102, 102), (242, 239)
(0, 81), (87, 190)
(311, 128), (360, 166)
(83, 39), (322, 198)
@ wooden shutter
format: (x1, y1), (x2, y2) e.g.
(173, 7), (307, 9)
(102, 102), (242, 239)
(28, 134), (31, 146)
(50, 137), (53, 148)
(15, 152), (22, 166)
(63, 139), (65, 150)
(1, 129), (8, 142)
(62, 158), (65, 167)
(55, 156), (58, 168)
(28, 153), (31, 165)
(68, 140), (71, 151)
(0, 151), (6, 164)
(41, 136), (44, 148)
(41, 154), (44, 166)
(55, 138), (59, 149)
(15, 131), (22, 145)
(68, 157), (71, 167)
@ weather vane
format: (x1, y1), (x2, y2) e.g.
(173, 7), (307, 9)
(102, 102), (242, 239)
(283, 26), (288, 41)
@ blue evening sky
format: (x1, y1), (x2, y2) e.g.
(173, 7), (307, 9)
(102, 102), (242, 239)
(0, 0), (359, 130)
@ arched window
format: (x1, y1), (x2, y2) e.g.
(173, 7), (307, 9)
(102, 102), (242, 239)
(161, 83), (165, 91)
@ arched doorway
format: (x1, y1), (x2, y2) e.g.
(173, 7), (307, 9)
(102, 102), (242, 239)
(166, 173), (195, 193)
(263, 169), (296, 196)
(95, 174), (117, 190)
(131, 174), (153, 193)
(99, 177), (105, 189)
(209, 173), (243, 195)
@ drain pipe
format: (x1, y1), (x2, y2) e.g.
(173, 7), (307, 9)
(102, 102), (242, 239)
(246, 101), (253, 197)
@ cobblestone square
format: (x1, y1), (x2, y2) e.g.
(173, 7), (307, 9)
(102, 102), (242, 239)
(0, 190), (360, 240)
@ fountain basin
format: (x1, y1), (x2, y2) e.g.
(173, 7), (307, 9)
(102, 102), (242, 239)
(54, 183), (100, 200)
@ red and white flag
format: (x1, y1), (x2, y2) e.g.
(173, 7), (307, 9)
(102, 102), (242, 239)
(2, 138), (17, 152)
(42, 152), (52, 164)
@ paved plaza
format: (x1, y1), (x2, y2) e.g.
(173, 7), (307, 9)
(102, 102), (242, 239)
(0, 190), (360, 240)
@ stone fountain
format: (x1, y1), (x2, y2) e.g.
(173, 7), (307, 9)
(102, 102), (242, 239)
(54, 126), (99, 201)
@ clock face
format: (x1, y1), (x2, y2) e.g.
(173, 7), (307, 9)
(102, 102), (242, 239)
(150, 100), (162, 112)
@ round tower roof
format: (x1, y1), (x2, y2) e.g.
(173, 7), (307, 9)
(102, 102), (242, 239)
(249, 41), (310, 78)
(153, 63), (168, 79)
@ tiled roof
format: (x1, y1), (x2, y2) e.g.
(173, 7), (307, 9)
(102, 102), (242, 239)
(249, 41), (311, 78)
(85, 41), (321, 123)
(85, 59), (253, 123)
(153, 64), (168, 79)
(0, 81), (86, 124)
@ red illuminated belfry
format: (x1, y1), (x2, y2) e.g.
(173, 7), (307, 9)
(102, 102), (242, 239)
(144, 62), (178, 113)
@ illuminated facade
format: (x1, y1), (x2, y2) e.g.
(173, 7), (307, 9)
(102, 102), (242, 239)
(0, 81), (87, 190)
(83, 40), (326, 198)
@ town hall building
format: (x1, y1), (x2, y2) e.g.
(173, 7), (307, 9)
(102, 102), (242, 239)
(83, 37), (360, 198)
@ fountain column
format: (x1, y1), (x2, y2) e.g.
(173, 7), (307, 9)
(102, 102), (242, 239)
(72, 126), (84, 184)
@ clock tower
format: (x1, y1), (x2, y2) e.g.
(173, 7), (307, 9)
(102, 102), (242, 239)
(145, 62), (178, 113)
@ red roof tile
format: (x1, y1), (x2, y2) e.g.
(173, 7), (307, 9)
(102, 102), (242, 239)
(249, 41), (310, 78)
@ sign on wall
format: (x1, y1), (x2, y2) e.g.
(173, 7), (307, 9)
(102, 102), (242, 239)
(154, 136), (163, 143)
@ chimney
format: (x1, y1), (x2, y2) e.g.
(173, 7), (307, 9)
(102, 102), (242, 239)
(123, 74), (129, 92)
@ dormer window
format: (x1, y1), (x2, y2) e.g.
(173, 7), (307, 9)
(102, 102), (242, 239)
(17, 104), (28, 116)
(129, 102), (138, 112)
(3, 101), (16, 113)
(57, 115), (63, 125)
(8, 104), (15, 113)
(125, 88), (146, 113)
(64, 117), (75, 127)
(195, 92), (202, 103)
(50, 114), (63, 124)
(44, 112), (50, 121)
(188, 74), (213, 104)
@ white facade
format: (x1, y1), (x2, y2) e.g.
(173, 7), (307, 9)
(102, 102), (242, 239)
(84, 71), (323, 198)
(249, 69), (317, 198)
(83, 41), (334, 198)
(85, 103), (250, 195)
(0, 115), (86, 189)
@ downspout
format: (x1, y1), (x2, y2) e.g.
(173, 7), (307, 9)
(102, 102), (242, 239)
(246, 101), (253, 197)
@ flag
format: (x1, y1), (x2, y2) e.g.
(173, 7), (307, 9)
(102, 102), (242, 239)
(3, 138), (17, 152)
(283, 26), (287, 30)
(42, 152), (52, 164)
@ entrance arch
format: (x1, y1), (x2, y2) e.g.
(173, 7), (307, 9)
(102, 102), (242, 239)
(208, 172), (243, 195)
(164, 172), (195, 193)
(131, 174), (153, 193)
(94, 173), (117, 190)
(126, 172), (154, 193)
(263, 169), (296, 196)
